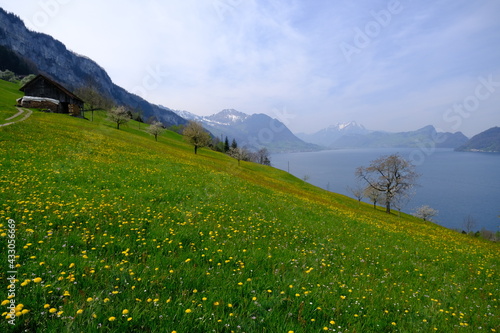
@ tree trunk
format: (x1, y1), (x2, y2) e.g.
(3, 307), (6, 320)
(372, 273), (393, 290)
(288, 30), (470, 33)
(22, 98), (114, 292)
(386, 201), (391, 214)
(194, 145), (198, 154)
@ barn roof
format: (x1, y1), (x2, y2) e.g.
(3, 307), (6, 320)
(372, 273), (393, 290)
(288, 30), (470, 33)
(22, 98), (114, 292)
(20, 74), (84, 103)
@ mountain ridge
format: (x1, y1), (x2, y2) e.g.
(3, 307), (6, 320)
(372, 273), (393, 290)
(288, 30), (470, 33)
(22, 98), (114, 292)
(173, 108), (320, 153)
(299, 122), (468, 149)
(0, 8), (186, 127)
(456, 126), (500, 152)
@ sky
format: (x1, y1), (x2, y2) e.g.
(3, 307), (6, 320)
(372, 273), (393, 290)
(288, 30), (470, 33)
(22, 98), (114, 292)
(1, 0), (500, 136)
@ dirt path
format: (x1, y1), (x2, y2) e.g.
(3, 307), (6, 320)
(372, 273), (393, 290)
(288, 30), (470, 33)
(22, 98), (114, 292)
(0, 108), (32, 127)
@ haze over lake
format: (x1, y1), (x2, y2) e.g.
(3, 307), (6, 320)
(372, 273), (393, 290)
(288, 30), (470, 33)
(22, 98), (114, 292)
(272, 149), (500, 232)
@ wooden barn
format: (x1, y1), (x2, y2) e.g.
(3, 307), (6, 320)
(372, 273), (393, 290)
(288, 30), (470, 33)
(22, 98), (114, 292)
(18, 74), (84, 116)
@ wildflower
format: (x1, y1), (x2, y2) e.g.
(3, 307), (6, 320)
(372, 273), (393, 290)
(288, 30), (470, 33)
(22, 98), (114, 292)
(1, 300), (9, 306)
(33, 277), (42, 283)
(109, 316), (116, 321)
(49, 308), (57, 314)
(76, 309), (83, 315)
(122, 309), (129, 315)
(185, 309), (192, 313)
(43, 304), (50, 309)
(86, 297), (93, 302)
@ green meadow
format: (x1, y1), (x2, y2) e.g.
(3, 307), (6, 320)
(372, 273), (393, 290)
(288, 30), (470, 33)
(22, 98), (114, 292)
(0, 79), (498, 332)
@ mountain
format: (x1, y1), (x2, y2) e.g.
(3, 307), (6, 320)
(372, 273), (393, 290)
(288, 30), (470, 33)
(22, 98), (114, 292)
(173, 109), (320, 153)
(456, 126), (500, 152)
(301, 123), (468, 149)
(296, 121), (370, 147)
(0, 8), (186, 127)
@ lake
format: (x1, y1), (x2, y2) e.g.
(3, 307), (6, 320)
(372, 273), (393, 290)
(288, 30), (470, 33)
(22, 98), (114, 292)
(271, 148), (500, 232)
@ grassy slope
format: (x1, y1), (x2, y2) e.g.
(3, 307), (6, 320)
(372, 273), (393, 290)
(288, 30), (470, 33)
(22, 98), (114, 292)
(0, 80), (23, 122)
(0, 80), (498, 332)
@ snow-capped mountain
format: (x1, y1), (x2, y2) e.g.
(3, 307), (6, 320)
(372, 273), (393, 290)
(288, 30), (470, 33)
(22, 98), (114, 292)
(296, 121), (370, 147)
(172, 109), (320, 153)
(168, 108), (204, 122)
(298, 122), (468, 149)
(204, 109), (249, 126)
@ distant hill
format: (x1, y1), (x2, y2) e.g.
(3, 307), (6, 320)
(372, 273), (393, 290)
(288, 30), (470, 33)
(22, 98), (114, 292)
(296, 121), (370, 147)
(300, 123), (468, 149)
(0, 8), (186, 127)
(456, 126), (500, 152)
(172, 108), (321, 153)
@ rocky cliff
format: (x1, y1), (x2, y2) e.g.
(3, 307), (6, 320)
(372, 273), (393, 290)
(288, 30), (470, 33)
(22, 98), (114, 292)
(0, 8), (185, 126)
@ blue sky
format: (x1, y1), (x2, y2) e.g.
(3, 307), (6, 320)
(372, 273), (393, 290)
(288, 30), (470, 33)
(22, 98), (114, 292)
(1, 0), (499, 136)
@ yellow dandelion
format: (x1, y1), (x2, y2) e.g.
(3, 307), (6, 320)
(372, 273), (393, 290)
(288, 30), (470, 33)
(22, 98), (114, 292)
(1, 300), (9, 306)
(33, 277), (42, 283)
(43, 304), (50, 309)
(108, 316), (116, 321)
(87, 297), (93, 302)
(185, 309), (192, 313)
(49, 308), (57, 314)
(76, 309), (83, 315)
(122, 309), (129, 315)
(127, 317), (132, 321)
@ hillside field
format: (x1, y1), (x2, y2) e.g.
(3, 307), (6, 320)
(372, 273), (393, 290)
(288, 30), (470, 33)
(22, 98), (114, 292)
(0, 80), (498, 332)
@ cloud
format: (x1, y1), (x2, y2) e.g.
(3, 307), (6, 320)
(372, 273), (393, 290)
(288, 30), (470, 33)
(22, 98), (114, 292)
(1, 0), (499, 136)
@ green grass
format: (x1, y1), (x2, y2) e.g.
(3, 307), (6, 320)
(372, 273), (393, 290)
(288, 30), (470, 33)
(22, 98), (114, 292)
(0, 85), (498, 332)
(0, 80), (23, 123)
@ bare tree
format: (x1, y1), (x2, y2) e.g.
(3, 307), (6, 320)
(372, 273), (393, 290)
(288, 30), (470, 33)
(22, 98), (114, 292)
(414, 205), (438, 221)
(364, 186), (382, 209)
(462, 215), (477, 234)
(107, 106), (131, 129)
(255, 148), (271, 166)
(183, 120), (211, 154)
(347, 184), (364, 205)
(146, 121), (165, 141)
(356, 154), (419, 214)
(75, 85), (113, 121)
